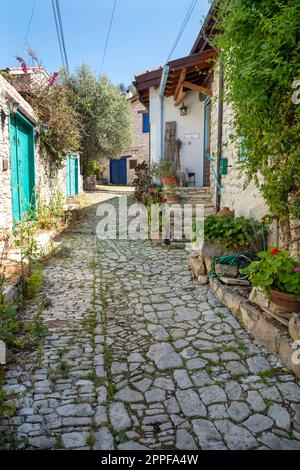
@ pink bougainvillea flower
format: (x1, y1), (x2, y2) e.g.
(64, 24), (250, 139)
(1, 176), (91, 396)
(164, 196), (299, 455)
(294, 267), (300, 272)
(271, 248), (281, 256)
(49, 72), (59, 87)
(16, 56), (28, 74)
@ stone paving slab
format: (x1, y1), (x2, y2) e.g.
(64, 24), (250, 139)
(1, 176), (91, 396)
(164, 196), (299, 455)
(0, 193), (300, 450)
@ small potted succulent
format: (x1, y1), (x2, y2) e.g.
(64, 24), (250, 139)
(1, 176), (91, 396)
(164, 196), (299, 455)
(242, 248), (300, 312)
(151, 161), (179, 188)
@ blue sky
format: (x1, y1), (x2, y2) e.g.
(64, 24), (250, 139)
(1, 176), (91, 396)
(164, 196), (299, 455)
(0, 0), (210, 85)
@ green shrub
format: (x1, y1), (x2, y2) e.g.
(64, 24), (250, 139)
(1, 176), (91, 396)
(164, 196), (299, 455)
(201, 215), (267, 251)
(36, 191), (65, 230)
(241, 248), (300, 298)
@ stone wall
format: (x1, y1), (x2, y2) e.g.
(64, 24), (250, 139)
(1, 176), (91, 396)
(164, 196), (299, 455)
(209, 65), (299, 258)
(102, 95), (150, 185)
(209, 67), (268, 220)
(0, 74), (82, 231)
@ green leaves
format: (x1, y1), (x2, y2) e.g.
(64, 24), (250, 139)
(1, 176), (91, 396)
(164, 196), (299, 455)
(215, 0), (300, 222)
(66, 64), (133, 172)
(203, 215), (266, 251)
(242, 248), (300, 297)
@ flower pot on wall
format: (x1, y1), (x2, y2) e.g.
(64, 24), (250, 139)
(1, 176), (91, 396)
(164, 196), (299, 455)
(161, 176), (179, 187)
(270, 289), (300, 312)
(165, 192), (181, 203)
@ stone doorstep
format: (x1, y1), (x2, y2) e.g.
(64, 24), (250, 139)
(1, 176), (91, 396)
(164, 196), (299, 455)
(208, 277), (300, 379)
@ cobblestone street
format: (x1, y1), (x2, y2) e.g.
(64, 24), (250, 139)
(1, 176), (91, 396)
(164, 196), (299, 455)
(1, 193), (300, 450)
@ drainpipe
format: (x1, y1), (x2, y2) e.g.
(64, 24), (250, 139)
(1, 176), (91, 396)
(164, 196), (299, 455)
(202, 29), (223, 213)
(216, 62), (224, 213)
(159, 65), (170, 161)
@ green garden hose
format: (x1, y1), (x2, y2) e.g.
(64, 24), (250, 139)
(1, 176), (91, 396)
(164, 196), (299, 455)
(208, 254), (254, 280)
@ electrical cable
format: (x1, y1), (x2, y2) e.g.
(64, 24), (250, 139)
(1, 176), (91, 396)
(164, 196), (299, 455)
(22, 0), (37, 53)
(166, 0), (198, 62)
(55, 0), (70, 73)
(51, 0), (66, 71)
(100, 0), (117, 76)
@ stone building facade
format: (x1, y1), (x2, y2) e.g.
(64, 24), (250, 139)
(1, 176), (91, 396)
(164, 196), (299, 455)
(0, 73), (82, 231)
(102, 95), (150, 185)
(208, 65), (299, 257)
(209, 67), (268, 220)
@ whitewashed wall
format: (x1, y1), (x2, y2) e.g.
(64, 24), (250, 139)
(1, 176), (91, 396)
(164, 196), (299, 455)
(149, 88), (205, 186)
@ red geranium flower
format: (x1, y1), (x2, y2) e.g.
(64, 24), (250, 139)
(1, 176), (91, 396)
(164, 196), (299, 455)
(162, 197), (168, 203)
(271, 248), (281, 256)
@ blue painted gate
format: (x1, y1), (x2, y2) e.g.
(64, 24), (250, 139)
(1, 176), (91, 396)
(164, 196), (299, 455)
(66, 155), (79, 196)
(110, 158), (127, 185)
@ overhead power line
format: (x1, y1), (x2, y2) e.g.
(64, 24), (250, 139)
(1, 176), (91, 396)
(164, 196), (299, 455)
(100, 0), (117, 76)
(166, 0), (198, 62)
(51, 0), (69, 73)
(22, 0), (37, 53)
(55, 0), (70, 73)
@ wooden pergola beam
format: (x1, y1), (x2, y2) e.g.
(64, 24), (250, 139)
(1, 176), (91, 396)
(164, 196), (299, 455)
(175, 90), (186, 107)
(182, 81), (212, 97)
(174, 68), (186, 102)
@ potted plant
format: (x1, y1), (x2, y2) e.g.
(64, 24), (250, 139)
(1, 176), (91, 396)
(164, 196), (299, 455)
(242, 248), (300, 312)
(163, 184), (181, 203)
(151, 161), (179, 187)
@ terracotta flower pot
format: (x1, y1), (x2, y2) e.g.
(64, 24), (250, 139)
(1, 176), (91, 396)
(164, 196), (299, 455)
(270, 289), (300, 312)
(165, 193), (181, 203)
(161, 175), (179, 187)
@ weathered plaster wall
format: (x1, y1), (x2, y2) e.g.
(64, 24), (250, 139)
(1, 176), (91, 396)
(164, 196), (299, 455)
(149, 88), (205, 186)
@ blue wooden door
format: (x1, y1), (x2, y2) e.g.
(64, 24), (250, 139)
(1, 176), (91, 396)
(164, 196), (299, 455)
(9, 112), (35, 222)
(110, 158), (127, 185)
(66, 155), (79, 196)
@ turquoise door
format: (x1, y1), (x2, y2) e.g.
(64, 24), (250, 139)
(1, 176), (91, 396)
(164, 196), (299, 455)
(66, 155), (79, 196)
(9, 112), (35, 222)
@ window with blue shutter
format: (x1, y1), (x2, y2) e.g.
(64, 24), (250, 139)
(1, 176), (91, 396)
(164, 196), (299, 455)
(142, 113), (150, 133)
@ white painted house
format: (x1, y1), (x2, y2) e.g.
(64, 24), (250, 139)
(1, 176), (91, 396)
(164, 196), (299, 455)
(135, 50), (216, 189)
(149, 87), (205, 186)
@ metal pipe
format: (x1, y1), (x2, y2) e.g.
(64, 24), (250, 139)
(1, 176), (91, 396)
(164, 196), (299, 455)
(216, 61), (224, 213)
(159, 65), (170, 161)
(202, 28), (223, 213)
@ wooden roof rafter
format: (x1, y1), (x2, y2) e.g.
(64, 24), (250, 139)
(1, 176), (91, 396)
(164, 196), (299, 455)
(134, 48), (217, 107)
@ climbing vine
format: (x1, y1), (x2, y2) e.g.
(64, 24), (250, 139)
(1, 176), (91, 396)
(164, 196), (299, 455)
(3, 52), (81, 169)
(215, 0), (300, 242)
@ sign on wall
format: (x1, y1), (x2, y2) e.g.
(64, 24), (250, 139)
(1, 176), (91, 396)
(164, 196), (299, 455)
(184, 133), (200, 140)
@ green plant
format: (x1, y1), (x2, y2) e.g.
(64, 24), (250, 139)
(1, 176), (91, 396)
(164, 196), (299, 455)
(151, 161), (175, 178)
(66, 64), (133, 174)
(24, 269), (44, 300)
(86, 160), (99, 177)
(242, 248), (300, 298)
(200, 215), (267, 251)
(54, 434), (64, 449)
(36, 190), (65, 230)
(215, 0), (300, 243)
(7, 52), (81, 169)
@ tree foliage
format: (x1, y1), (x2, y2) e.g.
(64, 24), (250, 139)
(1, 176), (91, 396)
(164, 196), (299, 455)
(215, 0), (300, 240)
(66, 64), (133, 173)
